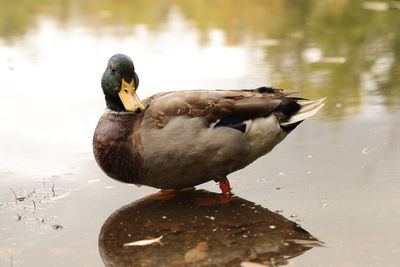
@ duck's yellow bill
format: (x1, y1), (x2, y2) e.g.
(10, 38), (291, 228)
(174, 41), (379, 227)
(118, 79), (145, 113)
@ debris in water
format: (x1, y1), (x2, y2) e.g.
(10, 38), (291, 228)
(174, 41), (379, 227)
(362, 148), (370, 154)
(123, 235), (163, 247)
(51, 224), (64, 230)
(51, 181), (56, 197)
(16, 214), (23, 221)
(9, 188), (27, 202)
(183, 242), (208, 263)
(277, 172), (287, 176)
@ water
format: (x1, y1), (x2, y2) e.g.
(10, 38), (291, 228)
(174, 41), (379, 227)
(0, 0), (399, 266)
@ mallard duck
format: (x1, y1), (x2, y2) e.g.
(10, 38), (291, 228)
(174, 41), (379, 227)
(93, 54), (324, 195)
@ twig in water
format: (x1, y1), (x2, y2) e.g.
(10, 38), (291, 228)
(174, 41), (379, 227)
(32, 200), (37, 212)
(9, 187), (26, 202)
(51, 180), (56, 197)
(28, 187), (36, 198)
(9, 187), (17, 200)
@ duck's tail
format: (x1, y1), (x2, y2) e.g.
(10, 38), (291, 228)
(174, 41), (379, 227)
(280, 98), (326, 131)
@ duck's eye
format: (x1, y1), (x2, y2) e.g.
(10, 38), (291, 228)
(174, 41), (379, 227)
(111, 67), (116, 73)
(124, 89), (128, 93)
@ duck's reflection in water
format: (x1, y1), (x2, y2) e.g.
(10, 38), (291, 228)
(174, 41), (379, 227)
(99, 189), (322, 266)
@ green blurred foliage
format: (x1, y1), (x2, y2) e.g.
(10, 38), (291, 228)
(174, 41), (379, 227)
(0, 0), (399, 119)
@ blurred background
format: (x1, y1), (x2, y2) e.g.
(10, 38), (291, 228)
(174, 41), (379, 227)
(0, 0), (399, 266)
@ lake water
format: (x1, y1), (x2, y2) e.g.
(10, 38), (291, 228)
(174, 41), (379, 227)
(0, 0), (399, 266)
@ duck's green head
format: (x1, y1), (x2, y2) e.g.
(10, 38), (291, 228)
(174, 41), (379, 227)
(101, 54), (144, 113)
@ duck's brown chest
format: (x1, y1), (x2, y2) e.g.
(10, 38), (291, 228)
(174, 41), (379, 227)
(93, 112), (143, 184)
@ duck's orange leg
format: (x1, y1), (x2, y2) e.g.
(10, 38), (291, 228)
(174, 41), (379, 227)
(219, 177), (232, 195)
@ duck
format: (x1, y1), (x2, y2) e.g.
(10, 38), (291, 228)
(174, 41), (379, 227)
(93, 54), (325, 195)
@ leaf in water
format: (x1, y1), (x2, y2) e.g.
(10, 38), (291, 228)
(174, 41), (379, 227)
(184, 242), (208, 263)
(123, 236), (163, 247)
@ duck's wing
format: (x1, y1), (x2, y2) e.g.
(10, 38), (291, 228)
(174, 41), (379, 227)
(142, 87), (305, 129)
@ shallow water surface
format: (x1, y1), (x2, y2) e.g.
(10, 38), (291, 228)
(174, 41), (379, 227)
(0, 1), (399, 266)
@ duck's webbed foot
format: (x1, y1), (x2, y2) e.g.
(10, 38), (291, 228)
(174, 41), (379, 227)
(195, 177), (234, 206)
(145, 187), (195, 200)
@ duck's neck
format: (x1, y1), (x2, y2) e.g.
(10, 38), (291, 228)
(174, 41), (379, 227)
(105, 94), (126, 112)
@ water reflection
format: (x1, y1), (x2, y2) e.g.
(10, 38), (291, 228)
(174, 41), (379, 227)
(99, 190), (322, 266)
(1, 0), (399, 120)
